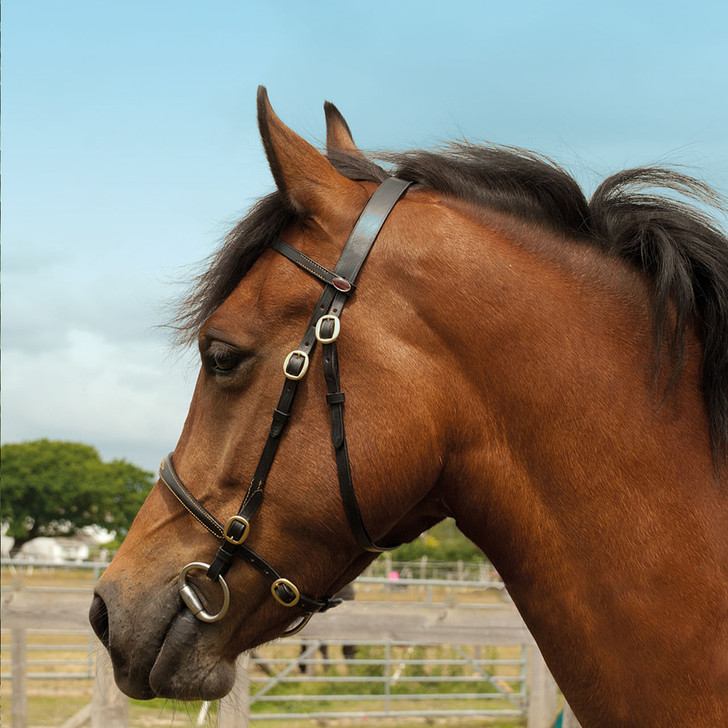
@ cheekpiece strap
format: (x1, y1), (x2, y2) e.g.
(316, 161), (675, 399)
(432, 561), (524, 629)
(271, 177), (412, 552)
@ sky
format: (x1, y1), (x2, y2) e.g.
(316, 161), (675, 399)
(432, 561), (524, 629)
(3, 0), (728, 474)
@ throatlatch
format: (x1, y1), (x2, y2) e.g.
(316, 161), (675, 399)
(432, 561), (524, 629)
(158, 177), (412, 630)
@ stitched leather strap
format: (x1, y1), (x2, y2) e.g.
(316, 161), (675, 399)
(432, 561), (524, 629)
(159, 454), (340, 613)
(271, 237), (356, 293)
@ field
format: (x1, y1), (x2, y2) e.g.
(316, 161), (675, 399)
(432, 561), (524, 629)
(1, 566), (530, 728)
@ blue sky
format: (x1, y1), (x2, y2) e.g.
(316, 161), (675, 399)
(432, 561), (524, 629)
(3, 0), (728, 473)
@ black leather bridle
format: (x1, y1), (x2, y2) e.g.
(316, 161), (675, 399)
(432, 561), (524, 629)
(158, 177), (412, 633)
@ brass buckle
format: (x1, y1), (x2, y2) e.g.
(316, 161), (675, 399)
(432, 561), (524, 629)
(315, 315), (341, 344)
(283, 350), (309, 380)
(178, 562), (230, 623)
(223, 515), (250, 545)
(271, 578), (301, 607)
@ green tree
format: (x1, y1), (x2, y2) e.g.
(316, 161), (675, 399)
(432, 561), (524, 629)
(391, 518), (485, 562)
(1, 439), (154, 547)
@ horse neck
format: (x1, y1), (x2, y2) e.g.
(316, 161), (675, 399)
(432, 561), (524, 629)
(410, 206), (728, 726)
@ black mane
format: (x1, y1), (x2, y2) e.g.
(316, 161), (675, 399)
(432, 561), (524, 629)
(173, 143), (728, 461)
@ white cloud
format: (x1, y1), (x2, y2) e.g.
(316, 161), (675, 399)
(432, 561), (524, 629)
(1, 328), (197, 472)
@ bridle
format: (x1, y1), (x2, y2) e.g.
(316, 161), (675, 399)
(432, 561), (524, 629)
(158, 177), (412, 635)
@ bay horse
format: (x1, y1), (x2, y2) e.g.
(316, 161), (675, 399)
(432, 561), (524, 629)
(90, 88), (728, 727)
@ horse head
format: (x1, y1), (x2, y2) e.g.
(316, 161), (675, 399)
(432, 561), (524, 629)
(90, 89), (454, 700)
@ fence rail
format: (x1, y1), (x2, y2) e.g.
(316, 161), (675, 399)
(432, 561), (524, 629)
(235, 637), (528, 723)
(1, 629), (96, 681)
(1, 558), (577, 728)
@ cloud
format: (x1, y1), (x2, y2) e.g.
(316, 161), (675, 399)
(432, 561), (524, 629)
(1, 328), (197, 472)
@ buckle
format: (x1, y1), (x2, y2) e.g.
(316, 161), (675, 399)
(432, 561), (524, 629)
(271, 578), (301, 607)
(315, 315), (341, 344)
(283, 350), (310, 380)
(223, 515), (250, 545)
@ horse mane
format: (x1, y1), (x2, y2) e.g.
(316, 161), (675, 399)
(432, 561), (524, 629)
(172, 143), (728, 461)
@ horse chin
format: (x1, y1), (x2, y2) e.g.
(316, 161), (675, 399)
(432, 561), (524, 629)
(148, 610), (236, 700)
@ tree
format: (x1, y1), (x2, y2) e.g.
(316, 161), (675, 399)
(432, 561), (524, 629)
(1, 439), (154, 547)
(390, 518), (485, 562)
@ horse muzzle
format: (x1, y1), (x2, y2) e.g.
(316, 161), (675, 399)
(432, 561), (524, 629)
(89, 576), (235, 700)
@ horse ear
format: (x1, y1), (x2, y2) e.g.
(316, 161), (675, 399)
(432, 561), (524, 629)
(324, 101), (366, 159)
(257, 86), (359, 216)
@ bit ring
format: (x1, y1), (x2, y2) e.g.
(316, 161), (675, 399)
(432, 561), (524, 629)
(178, 562), (230, 623)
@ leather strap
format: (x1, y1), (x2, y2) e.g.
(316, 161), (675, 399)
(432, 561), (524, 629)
(334, 177), (412, 281)
(158, 177), (411, 619)
(321, 335), (398, 552)
(270, 237), (356, 293)
(271, 178), (411, 551)
(159, 454), (340, 613)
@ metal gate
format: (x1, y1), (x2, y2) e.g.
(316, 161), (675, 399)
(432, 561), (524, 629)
(233, 637), (527, 722)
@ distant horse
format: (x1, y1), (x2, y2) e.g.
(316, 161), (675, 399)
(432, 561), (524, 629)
(297, 584), (356, 673)
(90, 88), (728, 727)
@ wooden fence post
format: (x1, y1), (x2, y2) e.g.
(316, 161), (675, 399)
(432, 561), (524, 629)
(91, 650), (129, 728)
(562, 702), (583, 727)
(527, 645), (559, 728)
(217, 654), (250, 728)
(11, 627), (28, 728)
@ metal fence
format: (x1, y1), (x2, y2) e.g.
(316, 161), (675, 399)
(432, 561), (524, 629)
(1, 558), (569, 728)
(242, 637), (527, 722)
(2, 628), (96, 680)
(362, 555), (500, 582)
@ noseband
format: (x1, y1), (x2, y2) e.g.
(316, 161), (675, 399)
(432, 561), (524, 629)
(158, 178), (412, 633)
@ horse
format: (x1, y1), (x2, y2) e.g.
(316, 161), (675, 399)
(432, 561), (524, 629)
(89, 88), (728, 727)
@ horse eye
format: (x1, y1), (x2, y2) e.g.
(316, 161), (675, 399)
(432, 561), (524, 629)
(212, 351), (238, 372)
(204, 347), (242, 374)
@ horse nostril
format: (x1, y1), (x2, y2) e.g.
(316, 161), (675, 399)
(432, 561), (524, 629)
(89, 594), (110, 649)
